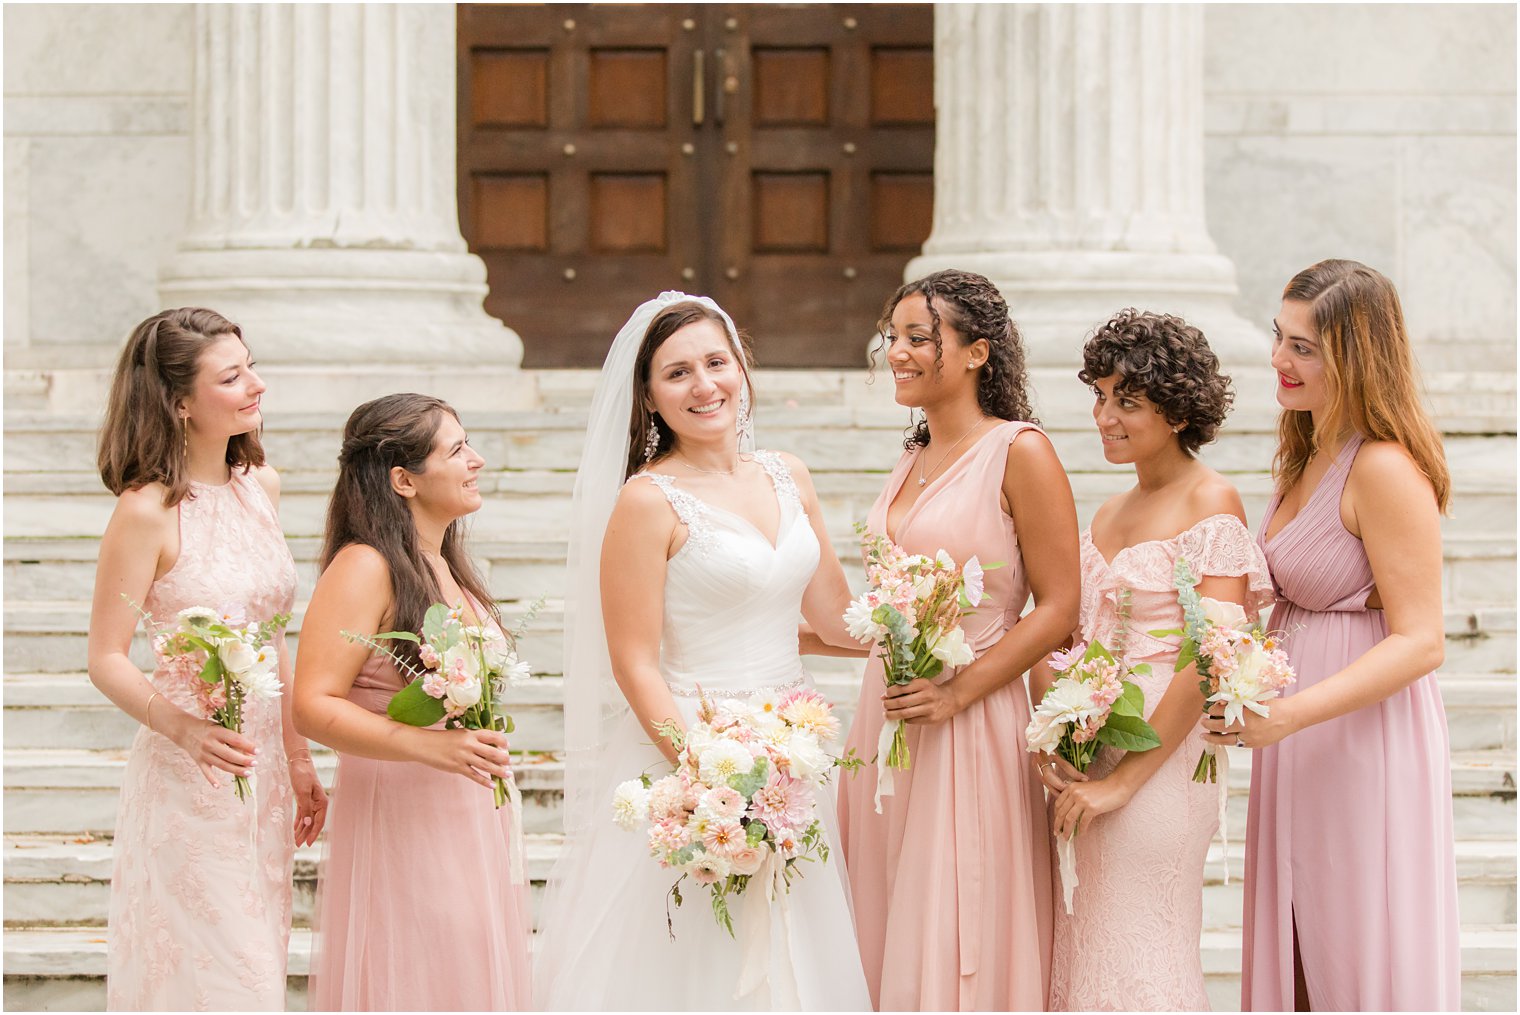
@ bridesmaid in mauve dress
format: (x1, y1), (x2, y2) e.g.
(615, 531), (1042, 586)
(295, 394), (532, 1011)
(1204, 260), (1460, 1011)
(1036, 311), (1273, 1011)
(88, 309), (327, 1011)
(837, 270), (1080, 1010)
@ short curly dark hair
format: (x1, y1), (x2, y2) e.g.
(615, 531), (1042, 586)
(1077, 309), (1233, 458)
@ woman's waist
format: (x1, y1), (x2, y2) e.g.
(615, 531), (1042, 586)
(661, 661), (809, 699)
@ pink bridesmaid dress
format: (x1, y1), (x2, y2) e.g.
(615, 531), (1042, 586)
(838, 420), (1054, 1010)
(1245, 433), (1460, 1010)
(106, 472), (298, 1010)
(309, 641), (533, 1010)
(1049, 514), (1273, 1010)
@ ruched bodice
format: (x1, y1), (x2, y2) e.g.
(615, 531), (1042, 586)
(1261, 434), (1376, 612)
(633, 450), (819, 694)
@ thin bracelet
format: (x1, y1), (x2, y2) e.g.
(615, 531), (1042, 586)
(286, 748), (312, 764)
(144, 691), (161, 733)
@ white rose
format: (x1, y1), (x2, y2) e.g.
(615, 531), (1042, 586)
(1036, 675), (1101, 727)
(440, 644), (482, 682)
(928, 626), (975, 667)
(444, 677), (483, 710)
(611, 780), (650, 831)
(1199, 596), (1250, 630)
(217, 638), (257, 676)
(785, 730), (831, 785)
(1024, 713), (1063, 755)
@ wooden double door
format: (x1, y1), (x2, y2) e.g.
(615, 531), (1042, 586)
(458, 3), (934, 367)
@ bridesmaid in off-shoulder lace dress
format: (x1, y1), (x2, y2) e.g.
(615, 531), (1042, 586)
(1034, 311), (1271, 1010)
(88, 309), (327, 1011)
(837, 271), (1080, 1011)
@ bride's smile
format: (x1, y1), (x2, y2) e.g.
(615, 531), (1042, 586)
(647, 319), (744, 446)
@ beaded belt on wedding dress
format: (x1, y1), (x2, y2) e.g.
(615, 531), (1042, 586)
(665, 671), (807, 699)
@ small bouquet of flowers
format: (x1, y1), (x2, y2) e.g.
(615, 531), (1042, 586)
(1153, 558), (1295, 784)
(612, 686), (859, 943)
(344, 601), (535, 810)
(134, 599), (290, 802)
(843, 527), (985, 811)
(1025, 639), (1160, 912)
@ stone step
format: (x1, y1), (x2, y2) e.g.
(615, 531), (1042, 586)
(4, 744), (1512, 840)
(7, 532), (1512, 612)
(4, 461), (1515, 543)
(5, 830), (1512, 932)
(3, 597), (1514, 677)
(4, 925), (1514, 1012)
(6, 669), (1511, 756)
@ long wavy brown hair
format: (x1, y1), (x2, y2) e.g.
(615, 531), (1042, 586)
(97, 308), (265, 506)
(1275, 259), (1450, 513)
(622, 301), (754, 481)
(321, 394), (499, 671)
(871, 269), (1038, 449)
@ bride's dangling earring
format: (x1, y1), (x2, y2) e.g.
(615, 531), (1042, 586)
(736, 386), (754, 450)
(643, 417), (661, 463)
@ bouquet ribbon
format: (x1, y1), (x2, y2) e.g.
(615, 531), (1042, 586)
(506, 772), (526, 886)
(1056, 832), (1078, 915)
(1213, 745), (1229, 885)
(872, 718), (902, 813)
(734, 848), (801, 1010)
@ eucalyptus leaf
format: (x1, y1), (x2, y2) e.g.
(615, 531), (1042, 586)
(387, 677), (448, 727)
(372, 630), (422, 644)
(728, 755), (769, 798)
(422, 603), (450, 642)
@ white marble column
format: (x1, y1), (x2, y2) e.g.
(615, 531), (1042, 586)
(159, 3), (521, 365)
(909, 4), (1262, 366)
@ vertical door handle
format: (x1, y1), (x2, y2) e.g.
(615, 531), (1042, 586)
(692, 49), (705, 126)
(713, 48), (727, 125)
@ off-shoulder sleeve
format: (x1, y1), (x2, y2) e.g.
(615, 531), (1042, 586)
(1175, 514), (1276, 614)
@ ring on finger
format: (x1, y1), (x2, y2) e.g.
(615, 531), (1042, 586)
(1234, 734), (1245, 747)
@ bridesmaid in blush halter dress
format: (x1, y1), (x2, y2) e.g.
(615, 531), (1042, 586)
(1035, 311), (1273, 1011)
(295, 395), (531, 1010)
(836, 271), (1080, 1010)
(88, 309), (327, 1010)
(1203, 260), (1459, 1011)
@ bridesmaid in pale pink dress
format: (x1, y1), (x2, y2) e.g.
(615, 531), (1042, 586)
(836, 270), (1080, 1010)
(295, 394), (532, 1010)
(1033, 310), (1273, 1010)
(88, 308), (328, 1010)
(1204, 260), (1459, 1010)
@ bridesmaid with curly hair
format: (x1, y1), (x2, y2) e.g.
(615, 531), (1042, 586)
(1206, 260), (1459, 1011)
(1036, 310), (1273, 1010)
(837, 270), (1080, 1010)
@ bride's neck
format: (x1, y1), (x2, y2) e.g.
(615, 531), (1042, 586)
(669, 433), (741, 473)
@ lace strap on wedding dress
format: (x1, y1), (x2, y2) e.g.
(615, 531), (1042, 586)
(634, 473), (716, 557)
(753, 449), (801, 507)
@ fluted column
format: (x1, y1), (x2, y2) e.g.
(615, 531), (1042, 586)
(160, 4), (521, 364)
(910, 4), (1261, 365)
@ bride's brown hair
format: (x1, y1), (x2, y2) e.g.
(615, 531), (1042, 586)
(97, 307), (265, 506)
(622, 301), (754, 481)
(1275, 259), (1450, 513)
(322, 394), (498, 671)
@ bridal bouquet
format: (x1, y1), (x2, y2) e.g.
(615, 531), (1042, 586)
(139, 600), (290, 802)
(1025, 639), (1160, 912)
(343, 601), (535, 810)
(1152, 558), (1295, 783)
(612, 687), (858, 939)
(843, 528), (985, 811)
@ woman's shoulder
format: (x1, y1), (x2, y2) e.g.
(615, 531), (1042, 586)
(247, 464), (280, 503)
(1182, 470), (1247, 527)
(324, 542), (391, 584)
(1347, 438), (1432, 492)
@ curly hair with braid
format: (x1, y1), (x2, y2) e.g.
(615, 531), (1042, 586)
(1077, 309), (1234, 458)
(871, 269), (1038, 449)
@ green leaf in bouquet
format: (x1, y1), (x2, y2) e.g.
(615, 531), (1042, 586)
(1174, 637), (1199, 673)
(1083, 640), (1117, 664)
(371, 630), (422, 644)
(502, 713), (516, 735)
(745, 820), (769, 846)
(1130, 663), (1152, 676)
(712, 890), (735, 937)
(198, 655), (223, 684)
(1110, 680), (1146, 718)
(1148, 627), (1185, 638)
(421, 603), (451, 643)
(728, 755), (769, 798)
(1097, 712), (1162, 753)
(386, 677), (448, 727)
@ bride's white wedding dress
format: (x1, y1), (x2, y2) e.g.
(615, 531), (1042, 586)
(534, 450), (870, 1011)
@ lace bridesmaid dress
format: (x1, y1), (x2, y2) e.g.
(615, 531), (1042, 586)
(1244, 434), (1460, 1010)
(106, 472), (298, 1011)
(838, 420), (1054, 1011)
(534, 451), (869, 1011)
(308, 613), (533, 1011)
(1049, 514), (1273, 1011)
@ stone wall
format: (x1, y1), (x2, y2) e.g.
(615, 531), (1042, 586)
(4, 3), (1514, 373)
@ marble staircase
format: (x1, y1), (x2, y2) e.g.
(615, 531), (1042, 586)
(3, 365), (1515, 1011)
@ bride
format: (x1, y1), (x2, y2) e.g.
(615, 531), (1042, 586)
(533, 293), (871, 1010)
